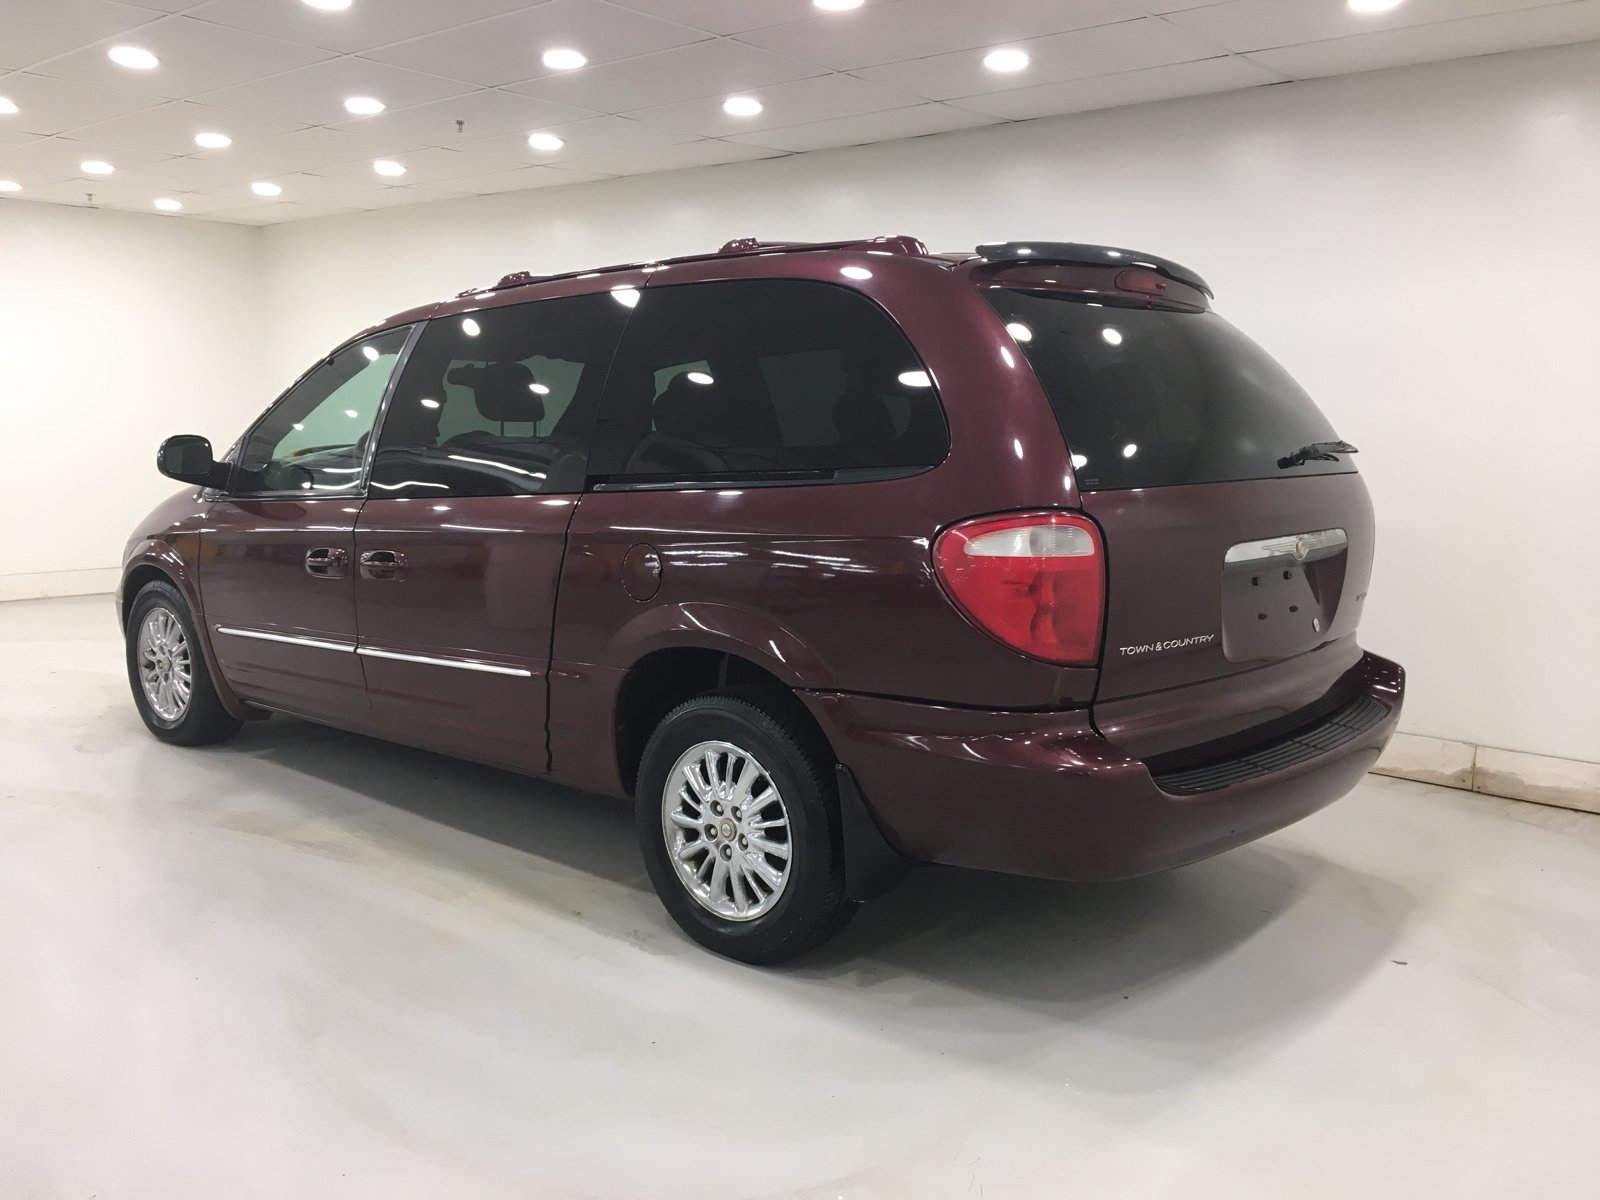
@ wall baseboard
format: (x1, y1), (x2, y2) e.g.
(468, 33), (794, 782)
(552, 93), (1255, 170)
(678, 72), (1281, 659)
(0, 569), (119, 603)
(1374, 732), (1600, 816)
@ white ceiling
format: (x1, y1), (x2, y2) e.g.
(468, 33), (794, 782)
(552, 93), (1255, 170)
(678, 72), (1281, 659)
(2, 0), (1598, 224)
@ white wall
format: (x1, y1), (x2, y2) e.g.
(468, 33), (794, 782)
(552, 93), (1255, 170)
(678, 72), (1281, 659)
(15, 40), (1597, 763)
(0, 201), (264, 597)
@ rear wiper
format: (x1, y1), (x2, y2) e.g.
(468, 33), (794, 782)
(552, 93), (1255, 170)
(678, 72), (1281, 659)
(1278, 440), (1359, 469)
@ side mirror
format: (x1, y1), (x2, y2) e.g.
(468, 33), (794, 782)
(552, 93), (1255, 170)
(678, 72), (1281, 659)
(157, 435), (227, 488)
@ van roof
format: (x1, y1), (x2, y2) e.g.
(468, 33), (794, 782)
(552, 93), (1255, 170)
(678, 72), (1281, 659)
(365, 234), (1209, 339)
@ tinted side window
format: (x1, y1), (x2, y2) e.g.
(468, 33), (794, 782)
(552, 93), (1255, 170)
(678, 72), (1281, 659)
(369, 293), (629, 497)
(232, 327), (411, 495)
(590, 280), (947, 481)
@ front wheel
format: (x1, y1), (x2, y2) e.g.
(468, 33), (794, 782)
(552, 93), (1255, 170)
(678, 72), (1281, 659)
(636, 692), (855, 964)
(125, 580), (243, 746)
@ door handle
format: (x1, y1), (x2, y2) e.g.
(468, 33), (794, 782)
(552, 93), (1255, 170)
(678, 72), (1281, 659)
(304, 547), (348, 578)
(360, 549), (408, 581)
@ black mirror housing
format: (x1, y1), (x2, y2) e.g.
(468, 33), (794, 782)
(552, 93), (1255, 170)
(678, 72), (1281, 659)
(157, 435), (227, 488)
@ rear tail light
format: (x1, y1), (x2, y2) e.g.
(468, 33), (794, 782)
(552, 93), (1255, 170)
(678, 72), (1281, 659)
(932, 511), (1105, 666)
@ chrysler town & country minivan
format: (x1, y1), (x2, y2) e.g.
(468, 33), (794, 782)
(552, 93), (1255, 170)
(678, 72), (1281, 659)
(121, 235), (1404, 963)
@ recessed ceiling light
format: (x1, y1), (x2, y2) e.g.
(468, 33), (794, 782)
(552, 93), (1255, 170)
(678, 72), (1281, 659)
(839, 266), (872, 279)
(542, 47), (587, 70)
(373, 159), (406, 177)
(723, 95), (763, 117)
(81, 160), (114, 175)
(344, 96), (385, 115)
(0, 180), (21, 193)
(1348, 0), (1404, 11)
(813, 0), (864, 9)
(0, 96), (18, 115)
(194, 131), (232, 149)
(983, 47), (1030, 73)
(302, 0), (353, 9)
(108, 45), (159, 70)
(527, 131), (565, 152)
(251, 180), (282, 197)
(154, 197), (183, 212)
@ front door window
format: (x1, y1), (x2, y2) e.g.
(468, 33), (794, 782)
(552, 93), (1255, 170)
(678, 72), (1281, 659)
(231, 327), (411, 496)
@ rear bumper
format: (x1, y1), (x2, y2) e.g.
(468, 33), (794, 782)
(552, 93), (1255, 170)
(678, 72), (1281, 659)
(801, 651), (1404, 882)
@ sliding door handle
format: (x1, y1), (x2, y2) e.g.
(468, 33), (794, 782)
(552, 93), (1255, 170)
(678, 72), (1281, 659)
(304, 547), (348, 578)
(360, 549), (408, 581)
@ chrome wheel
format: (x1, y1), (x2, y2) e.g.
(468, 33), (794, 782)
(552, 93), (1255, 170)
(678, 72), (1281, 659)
(662, 739), (792, 922)
(136, 607), (192, 723)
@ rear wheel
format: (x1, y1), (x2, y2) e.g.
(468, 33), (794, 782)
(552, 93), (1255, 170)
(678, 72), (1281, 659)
(125, 580), (242, 746)
(636, 692), (855, 964)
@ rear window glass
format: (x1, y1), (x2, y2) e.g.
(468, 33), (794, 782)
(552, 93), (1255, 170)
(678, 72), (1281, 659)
(984, 289), (1353, 490)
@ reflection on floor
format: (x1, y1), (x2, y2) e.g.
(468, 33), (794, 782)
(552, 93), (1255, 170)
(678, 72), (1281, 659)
(3, 594), (1597, 1198)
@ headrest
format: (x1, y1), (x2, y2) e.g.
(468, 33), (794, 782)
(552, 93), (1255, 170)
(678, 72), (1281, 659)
(447, 362), (545, 424)
(652, 371), (768, 446)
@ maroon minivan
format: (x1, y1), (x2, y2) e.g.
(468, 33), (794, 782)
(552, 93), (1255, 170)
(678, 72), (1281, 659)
(121, 235), (1403, 963)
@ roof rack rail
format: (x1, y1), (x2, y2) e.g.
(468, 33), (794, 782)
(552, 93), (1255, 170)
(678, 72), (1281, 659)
(717, 235), (929, 257)
(973, 241), (1212, 298)
(451, 235), (934, 301)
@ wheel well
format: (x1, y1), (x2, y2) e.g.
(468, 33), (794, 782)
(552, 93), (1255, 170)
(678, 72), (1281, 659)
(120, 565), (174, 630)
(614, 648), (834, 796)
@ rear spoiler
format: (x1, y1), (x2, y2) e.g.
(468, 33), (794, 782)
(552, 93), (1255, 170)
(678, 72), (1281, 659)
(973, 241), (1213, 299)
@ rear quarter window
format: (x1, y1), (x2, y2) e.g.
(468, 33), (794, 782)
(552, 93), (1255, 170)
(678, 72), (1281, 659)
(590, 279), (949, 482)
(985, 289), (1352, 490)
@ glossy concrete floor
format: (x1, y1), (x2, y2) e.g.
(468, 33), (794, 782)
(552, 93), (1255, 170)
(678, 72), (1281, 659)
(3, 595), (1598, 1199)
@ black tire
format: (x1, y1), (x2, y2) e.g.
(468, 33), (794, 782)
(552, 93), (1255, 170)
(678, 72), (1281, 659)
(125, 580), (243, 746)
(636, 690), (856, 965)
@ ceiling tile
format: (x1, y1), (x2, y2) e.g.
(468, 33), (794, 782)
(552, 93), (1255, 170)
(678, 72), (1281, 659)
(28, 15), (336, 98)
(0, 128), (44, 152)
(725, 101), (1001, 151)
(856, 16), (1227, 101)
(198, 57), (476, 127)
(505, 38), (824, 112)
(183, 0), (543, 55)
(307, 145), (530, 188)
(216, 126), (433, 175)
(54, 98), (308, 161)
(460, 114), (700, 164)
(0, 72), (166, 135)
(450, 164), (614, 192)
(326, 89), (599, 147)
(733, 0), (1148, 70)
(29, 173), (250, 213)
(949, 54), (1284, 119)
(0, 133), (172, 184)
(313, 185), (479, 211)
(605, 0), (894, 36)
(362, 0), (711, 88)
(1164, 0), (1572, 55)
(1246, 1), (1600, 78)
(544, 137), (784, 177)
(1133, 0), (1229, 11)
(207, 201), (364, 224)
(112, 151), (261, 190)
(0, 0), (163, 71)
(627, 72), (925, 138)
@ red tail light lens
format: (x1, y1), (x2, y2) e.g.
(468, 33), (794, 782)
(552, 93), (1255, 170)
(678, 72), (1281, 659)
(932, 511), (1105, 666)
